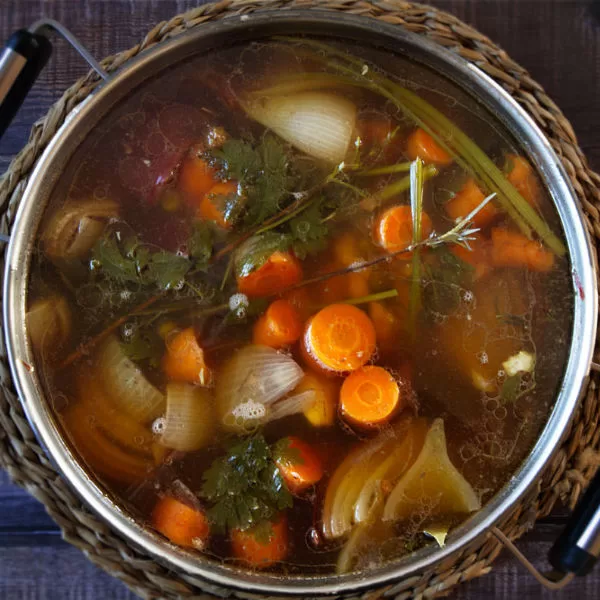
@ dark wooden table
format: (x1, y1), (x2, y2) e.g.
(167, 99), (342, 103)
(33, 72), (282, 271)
(1, 0), (599, 598)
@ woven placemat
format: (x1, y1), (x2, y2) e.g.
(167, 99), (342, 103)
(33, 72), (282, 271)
(1, 1), (600, 598)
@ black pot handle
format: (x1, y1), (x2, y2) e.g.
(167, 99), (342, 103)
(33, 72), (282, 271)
(0, 20), (107, 141)
(0, 29), (52, 139)
(549, 468), (600, 576)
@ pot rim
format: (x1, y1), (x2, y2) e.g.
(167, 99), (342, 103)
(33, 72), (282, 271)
(3, 9), (597, 596)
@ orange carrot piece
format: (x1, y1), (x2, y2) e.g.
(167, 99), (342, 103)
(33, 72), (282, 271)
(302, 304), (376, 374)
(451, 233), (492, 280)
(294, 371), (339, 427)
(178, 153), (218, 203)
(274, 437), (324, 493)
(152, 496), (210, 549)
(368, 301), (403, 353)
(198, 181), (239, 228)
(231, 516), (289, 568)
(374, 205), (433, 255)
(162, 327), (212, 385)
(340, 365), (401, 429)
(490, 228), (555, 272)
(506, 154), (541, 206)
(252, 299), (303, 348)
(407, 128), (453, 166)
(237, 251), (303, 298)
(445, 179), (498, 228)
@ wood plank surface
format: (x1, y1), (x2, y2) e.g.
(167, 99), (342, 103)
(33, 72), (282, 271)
(1, 0), (599, 598)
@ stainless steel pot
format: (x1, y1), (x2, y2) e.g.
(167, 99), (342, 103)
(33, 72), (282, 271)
(1, 10), (598, 596)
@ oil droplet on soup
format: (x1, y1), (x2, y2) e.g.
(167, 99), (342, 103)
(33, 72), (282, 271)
(27, 37), (573, 576)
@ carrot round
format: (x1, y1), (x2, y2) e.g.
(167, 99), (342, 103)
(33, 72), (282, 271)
(506, 154), (541, 206)
(302, 304), (376, 374)
(407, 128), (453, 166)
(490, 227), (555, 272)
(445, 178), (498, 228)
(152, 496), (210, 550)
(231, 516), (289, 568)
(252, 299), (303, 348)
(374, 205), (433, 254)
(340, 365), (401, 429)
(237, 251), (303, 298)
(178, 153), (218, 202)
(198, 181), (238, 228)
(162, 327), (212, 386)
(274, 437), (324, 493)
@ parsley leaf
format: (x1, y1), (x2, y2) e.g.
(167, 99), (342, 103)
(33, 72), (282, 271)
(272, 437), (304, 468)
(188, 221), (214, 270)
(288, 203), (329, 259)
(234, 233), (292, 278)
(121, 325), (164, 368)
(200, 434), (292, 533)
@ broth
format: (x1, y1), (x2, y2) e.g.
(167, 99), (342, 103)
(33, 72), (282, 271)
(26, 37), (573, 575)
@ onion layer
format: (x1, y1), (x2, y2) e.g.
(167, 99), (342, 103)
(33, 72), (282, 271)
(27, 295), (72, 356)
(244, 92), (356, 163)
(97, 336), (165, 424)
(158, 383), (215, 452)
(215, 345), (304, 431)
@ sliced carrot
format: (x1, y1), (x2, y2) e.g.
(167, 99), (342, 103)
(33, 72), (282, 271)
(274, 436), (324, 493)
(490, 228), (555, 272)
(162, 327), (212, 385)
(252, 299), (303, 348)
(231, 516), (289, 568)
(152, 496), (210, 550)
(374, 205), (433, 255)
(445, 178), (498, 228)
(294, 371), (339, 427)
(282, 286), (313, 320)
(340, 365), (401, 429)
(237, 251), (303, 298)
(178, 152), (218, 203)
(451, 233), (492, 280)
(506, 154), (541, 206)
(302, 304), (376, 374)
(332, 231), (366, 267)
(407, 128), (453, 166)
(198, 181), (239, 228)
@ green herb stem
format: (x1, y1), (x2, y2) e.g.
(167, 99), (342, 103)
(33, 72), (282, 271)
(356, 162), (412, 176)
(409, 159), (425, 339)
(338, 288), (399, 306)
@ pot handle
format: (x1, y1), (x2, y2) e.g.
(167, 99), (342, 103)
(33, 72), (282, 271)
(549, 467), (600, 575)
(0, 19), (108, 140)
(0, 29), (52, 139)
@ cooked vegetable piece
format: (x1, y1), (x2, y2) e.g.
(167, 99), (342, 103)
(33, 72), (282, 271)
(407, 128), (453, 166)
(152, 496), (210, 549)
(340, 365), (401, 429)
(200, 435), (292, 532)
(321, 416), (429, 539)
(97, 336), (165, 424)
(294, 371), (339, 427)
(231, 515), (289, 568)
(198, 181), (239, 228)
(237, 251), (303, 298)
(158, 383), (216, 452)
(43, 199), (118, 260)
(62, 400), (153, 484)
(506, 154), (541, 206)
(162, 327), (212, 386)
(383, 419), (480, 521)
(374, 205), (433, 255)
(273, 436), (324, 493)
(178, 152), (218, 202)
(445, 178), (498, 228)
(27, 295), (72, 356)
(368, 301), (403, 354)
(450, 232), (491, 280)
(215, 345), (305, 431)
(252, 299), (303, 348)
(244, 91), (356, 163)
(302, 304), (376, 373)
(490, 227), (555, 272)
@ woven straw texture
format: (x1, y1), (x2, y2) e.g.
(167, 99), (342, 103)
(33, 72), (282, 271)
(1, 1), (599, 598)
